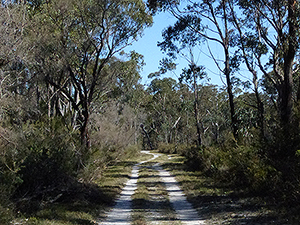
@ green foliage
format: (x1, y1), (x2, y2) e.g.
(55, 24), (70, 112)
(81, 144), (141, 183)
(0, 204), (14, 225)
(202, 141), (279, 194)
(159, 140), (278, 194)
(14, 118), (79, 198)
(21, 0), (153, 146)
(179, 64), (207, 84)
(158, 142), (177, 154)
(2, 0), (300, 221)
(208, 145), (267, 188)
(0, 128), (25, 222)
(0, 116), (80, 217)
(158, 15), (203, 59)
(158, 143), (206, 170)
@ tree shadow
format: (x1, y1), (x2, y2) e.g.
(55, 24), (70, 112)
(161, 159), (289, 224)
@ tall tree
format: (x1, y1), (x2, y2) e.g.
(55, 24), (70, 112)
(26, 0), (152, 147)
(229, 1), (267, 139)
(148, 0), (239, 139)
(179, 60), (207, 147)
(238, 0), (300, 128)
(235, 0), (300, 187)
(146, 77), (180, 144)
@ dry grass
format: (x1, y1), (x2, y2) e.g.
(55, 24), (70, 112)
(162, 153), (290, 225)
(132, 156), (180, 225)
(12, 151), (152, 225)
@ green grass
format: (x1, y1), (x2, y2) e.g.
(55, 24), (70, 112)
(13, 151), (152, 225)
(161, 153), (288, 225)
(132, 154), (180, 225)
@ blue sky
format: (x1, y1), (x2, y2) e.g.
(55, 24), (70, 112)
(124, 12), (238, 88)
(124, 12), (178, 86)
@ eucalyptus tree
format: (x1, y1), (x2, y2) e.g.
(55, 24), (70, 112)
(235, 0), (300, 191)
(106, 51), (145, 103)
(26, 0), (152, 147)
(228, 1), (267, 139)
(179, 62), (206, 147)
(148, 0), (239, 139)
(146, 77), (181, 144)
(90, 52), (147, 146)
(237, 0), (300, 128)
(0, 2), (47, 129)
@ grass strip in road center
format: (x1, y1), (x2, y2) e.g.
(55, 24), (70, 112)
(132, 160), (180, 225)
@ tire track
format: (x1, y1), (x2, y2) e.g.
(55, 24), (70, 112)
(136, 162), (178, 225)
(98, 151), (205, 225)
(153, 161), (205, 225)
(98, 151), (159, 225)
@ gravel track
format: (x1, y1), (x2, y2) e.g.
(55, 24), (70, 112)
(98, 151), (205, 225)
(153, 162), (205, 225)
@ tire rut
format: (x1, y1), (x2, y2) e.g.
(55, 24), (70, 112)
(134, 162), (179, 225)
(98, 151), (205, 225)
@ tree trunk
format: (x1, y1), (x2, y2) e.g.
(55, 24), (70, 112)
(193, 72), (202, 147)
(224, 47), (238, 139)
(223, 0), (238, 140)
(229, 3), (265, 140)
(80, 109), (90, 149)
(253, 72), (265, 139)
(140, 124), (154, 150)
(279, 0), (297, 126)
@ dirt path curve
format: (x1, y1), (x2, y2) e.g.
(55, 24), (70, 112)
(98, 151), (205, 225)
(153, 161), (205, 225)
(98, 151), (159, 225)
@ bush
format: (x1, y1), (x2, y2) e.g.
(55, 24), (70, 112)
(183, 145), (206, 171)
(157, 141), (276, 194)
(203, 144), (277, 193)
(158, 143), (176, 154)
(79, 144), (141, 183)
(11, 118), (80, 213)
(158, 143), (207, 171)
(0, 126), (25, 222)
(0, 182), (15, 224)
(78, 105), (142, 183)
(0, 204), (14, 225)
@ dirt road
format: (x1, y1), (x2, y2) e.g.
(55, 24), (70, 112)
(98, 151), (205, 225)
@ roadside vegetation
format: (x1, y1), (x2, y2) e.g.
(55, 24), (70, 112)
(10, 148), (150, 225)
(159, 147), (296, 224)
(1, 0), (300, 224)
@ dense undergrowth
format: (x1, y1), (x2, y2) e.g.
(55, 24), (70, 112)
(157, 139), (300, 217)
(0, 113), (143, 224)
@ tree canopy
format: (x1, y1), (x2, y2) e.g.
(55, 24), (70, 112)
(2, 0), (300, 223)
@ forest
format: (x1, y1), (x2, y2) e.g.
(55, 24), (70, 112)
(1, 0), (300, 224)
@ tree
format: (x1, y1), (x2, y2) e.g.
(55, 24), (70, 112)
(179, 61), (206, 147)
(238, 0), (300, 128)
(26, 0), (152, 147)
(229, 1), (267, 139)
(146, 77), (180, 144)
(148, 0), (239, 139)
(234, 1), (300, 198)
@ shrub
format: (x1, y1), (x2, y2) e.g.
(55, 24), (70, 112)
(203, 144), (277, 193)
(78, 104), (142, 183)
(79, 144), (141, 183)
(0, 126), (25, 222)
(159, 138), (276, 194)
(158, 143), (207, 171)
(158, 143), (176, 154)
(0, 204), (14, 225)
(183, 145), (206, 171)
(12, 118), (80, 214)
